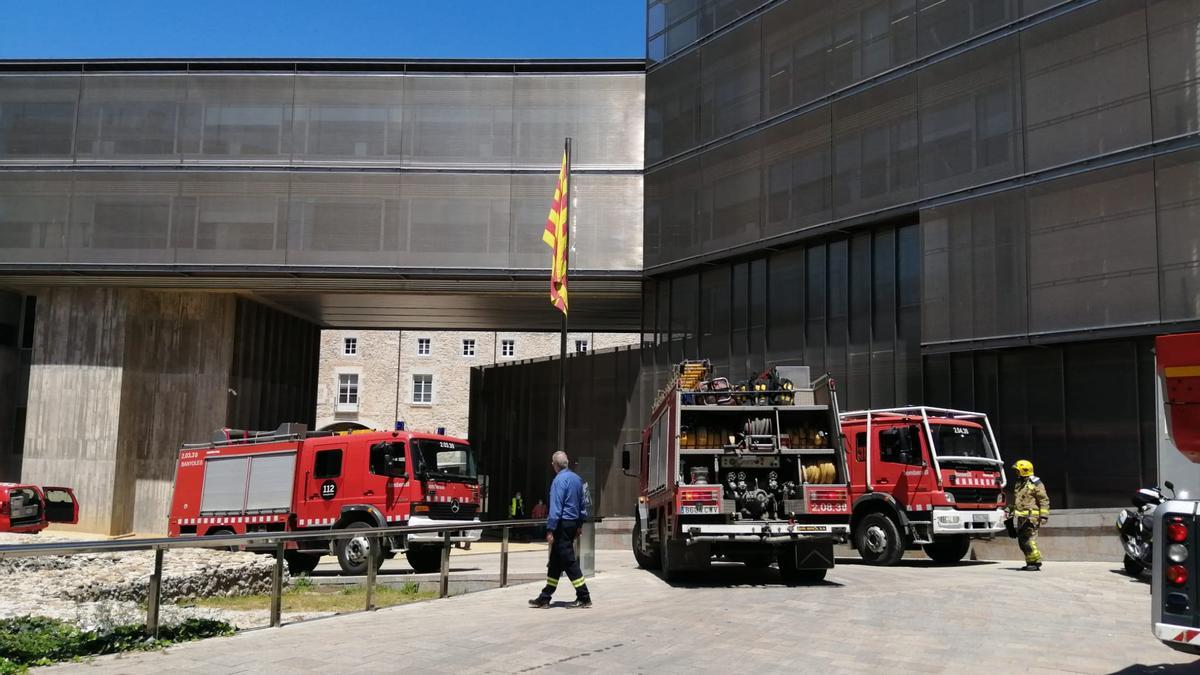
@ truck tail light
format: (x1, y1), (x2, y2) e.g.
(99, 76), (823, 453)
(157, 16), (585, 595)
(412, 504), (430, 514)
(1168, 520), (1189, 543)
(1168, 564), (1189, 586)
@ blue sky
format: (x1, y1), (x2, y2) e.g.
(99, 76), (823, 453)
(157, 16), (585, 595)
(0, 0), (646, 60)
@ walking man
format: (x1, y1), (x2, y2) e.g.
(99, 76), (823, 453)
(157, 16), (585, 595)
(1008, 459), (1050, 571)
(529, 451), (592, 608)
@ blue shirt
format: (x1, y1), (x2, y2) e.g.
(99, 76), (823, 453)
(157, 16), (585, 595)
(546, 468), (587, 531)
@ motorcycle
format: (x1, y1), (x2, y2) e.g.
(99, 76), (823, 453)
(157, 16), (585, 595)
(1116, 480), (1176, 577)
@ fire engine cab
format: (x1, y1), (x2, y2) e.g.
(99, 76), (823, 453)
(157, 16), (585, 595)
(167, 423), (481, 575)
(0, 483), (78, 534)
(840, 407), (1007, 565)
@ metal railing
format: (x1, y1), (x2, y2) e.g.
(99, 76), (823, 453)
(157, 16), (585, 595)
(0, 518), (547, 636)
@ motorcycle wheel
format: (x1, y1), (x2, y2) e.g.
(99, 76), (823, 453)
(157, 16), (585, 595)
(1123, 553), (1146, 577)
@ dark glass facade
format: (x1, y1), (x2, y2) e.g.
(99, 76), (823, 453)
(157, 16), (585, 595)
(643, 0), (1200, 507)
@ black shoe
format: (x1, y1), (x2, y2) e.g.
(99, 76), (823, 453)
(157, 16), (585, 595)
(1020, 563), (1042, 571)
(568, 598), (592, 609)
(528, 597), (551, 608)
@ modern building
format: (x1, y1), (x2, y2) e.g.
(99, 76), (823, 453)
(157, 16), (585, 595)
(315, 329), (638, 438)
(471, 0), (1200, 519)
(0, 59), (645, 534)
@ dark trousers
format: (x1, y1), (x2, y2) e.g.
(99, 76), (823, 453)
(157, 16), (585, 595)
(538, 521), (590, 601)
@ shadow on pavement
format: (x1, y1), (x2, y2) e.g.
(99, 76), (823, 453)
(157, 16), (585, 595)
(1109, 568), (1151, 585)
(1108, 662), (1200, 674)
(835, 557), (997, 568)
(652, 563), (844, 589)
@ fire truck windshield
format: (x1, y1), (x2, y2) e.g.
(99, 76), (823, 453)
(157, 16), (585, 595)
(931, 424), (996, 462)
(412, 439), (478, 482)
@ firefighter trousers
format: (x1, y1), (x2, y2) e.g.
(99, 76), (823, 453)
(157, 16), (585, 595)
(537, 521), (590, 601)
(1017, 521), (1042, 564)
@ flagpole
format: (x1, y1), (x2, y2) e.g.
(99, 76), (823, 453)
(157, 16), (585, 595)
(558, 137), (571, 455)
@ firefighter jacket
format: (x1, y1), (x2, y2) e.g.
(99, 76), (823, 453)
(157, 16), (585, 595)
(1011, 476), (1050, 521)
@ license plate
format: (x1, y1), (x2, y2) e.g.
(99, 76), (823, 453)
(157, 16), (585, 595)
(973, 513), (990, 522)
(808, 501), (848, 514)
(680, 505), (717, 515)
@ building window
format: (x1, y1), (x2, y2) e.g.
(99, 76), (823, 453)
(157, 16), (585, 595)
(413, 374), (433, 404)
(575, 339), (589, 353)
(343, 337), (357, 356)
(501, 339), (515, 357)
(462, 339), (476, 357)
(337, 373), (359, 410)
(417, 337), (431, 356)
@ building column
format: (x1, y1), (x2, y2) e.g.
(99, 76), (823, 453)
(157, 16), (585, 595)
(20, 288), (318, 535)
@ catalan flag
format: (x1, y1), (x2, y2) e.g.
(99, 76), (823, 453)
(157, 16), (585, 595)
(542, 150), (570, 314)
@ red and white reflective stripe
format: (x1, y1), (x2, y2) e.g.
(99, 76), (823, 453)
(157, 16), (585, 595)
(299, 517), (336, 527)
(909, 504), (932, 512)
(1173, 629), (1200, 644)
(955, 476), (994, 487)
(178, 515), (286, 526)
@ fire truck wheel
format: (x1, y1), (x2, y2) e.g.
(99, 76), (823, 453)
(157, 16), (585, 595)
(631, 519), (660, 570)
(335, 522), (385, 576)
(285, 551), (321, 575)
(405, 544), (444, 574)
(922, 535), (971, 564)
(206, 528), (239, 552)
(854, 513), (903, 566)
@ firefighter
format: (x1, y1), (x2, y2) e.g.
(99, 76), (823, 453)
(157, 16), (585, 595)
(510, 491), (525, 519)
(529, 451), (592, 609)
(1008, 459), (1050, 571)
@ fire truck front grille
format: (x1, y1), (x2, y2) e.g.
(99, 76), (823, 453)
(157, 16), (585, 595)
(946, 488), (1002, 504)
(423, 503), (478, 520)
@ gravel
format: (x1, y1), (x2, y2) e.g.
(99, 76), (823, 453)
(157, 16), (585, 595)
(0, 533), (329, 630)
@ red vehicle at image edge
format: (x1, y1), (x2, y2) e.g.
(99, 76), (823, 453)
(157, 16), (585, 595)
(0, 483), (78, 534)
(1150, 332), (1200, 654)
(840, 407), (1007, 565)
(167, 423), (482, 575)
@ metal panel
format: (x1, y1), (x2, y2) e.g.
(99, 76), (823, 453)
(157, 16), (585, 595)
(286, 171), (402, 266)
(761, 0), (834, 115)
(1148, 0), (1200, 141)
(0, 75), (79, 161)
(401, 75), (513, 169)
(68, 172), (180, 264)
(180, 74), (296, 164)
(1020, 0), (1151, 170)
(699, 16), (762, 141)
(245, 452), (297, 511)
(829, 0), (917, 91)
(512, 75), (644, 170)
(1027, 160), (1159, 333)
(917, 0), (1017, 56)
(761, 106), (832, 237)
(645, 50), (701, 163)
(200, 455), (250, 513)
(291, 75), (405, 164)
(832, 73), (919, 219)
(400, 172), (512, 269)
(75, 75), (187, 163)
(176, 172), (290, 265)
(698, 133), (763, 253)
(1155, 148), (1200, 322)
(918, 35), (1024, 196)
(0, 172), (71, 261)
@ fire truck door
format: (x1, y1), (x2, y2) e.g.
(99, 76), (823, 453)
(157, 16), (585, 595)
(367, 441), (407, 512)
(42, 487), (78, 524)
(305, 447), (346, 524)
(874, 426), (929, 506)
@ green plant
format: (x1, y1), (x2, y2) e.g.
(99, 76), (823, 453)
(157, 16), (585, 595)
(0, 616), (233, 670)
(291, 576), (314, 592)
(401, 581), (421, 594)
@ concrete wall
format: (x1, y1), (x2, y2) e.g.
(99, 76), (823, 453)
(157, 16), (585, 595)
(20, 289), (317, 535)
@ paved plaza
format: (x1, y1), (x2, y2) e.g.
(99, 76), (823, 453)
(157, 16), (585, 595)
(43, 551), (1200, 674)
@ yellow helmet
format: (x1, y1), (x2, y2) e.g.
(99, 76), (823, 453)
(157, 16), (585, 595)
(1013, 459), (1034, 477)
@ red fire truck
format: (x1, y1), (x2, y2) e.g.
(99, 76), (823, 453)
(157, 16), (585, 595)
(0, 483), (78, 534)
(167, 423), (482, 575)
(840, 407), (1007, 566)
(1151, 332), (1200, 654)
(622, 361), (851, 583)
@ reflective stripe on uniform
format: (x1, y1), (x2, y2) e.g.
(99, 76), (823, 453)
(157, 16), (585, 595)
(571, 576), (587, 588)
(545, 578), (558, 587)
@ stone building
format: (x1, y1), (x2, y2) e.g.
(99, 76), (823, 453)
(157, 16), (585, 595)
(316, 330), (638, 438)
